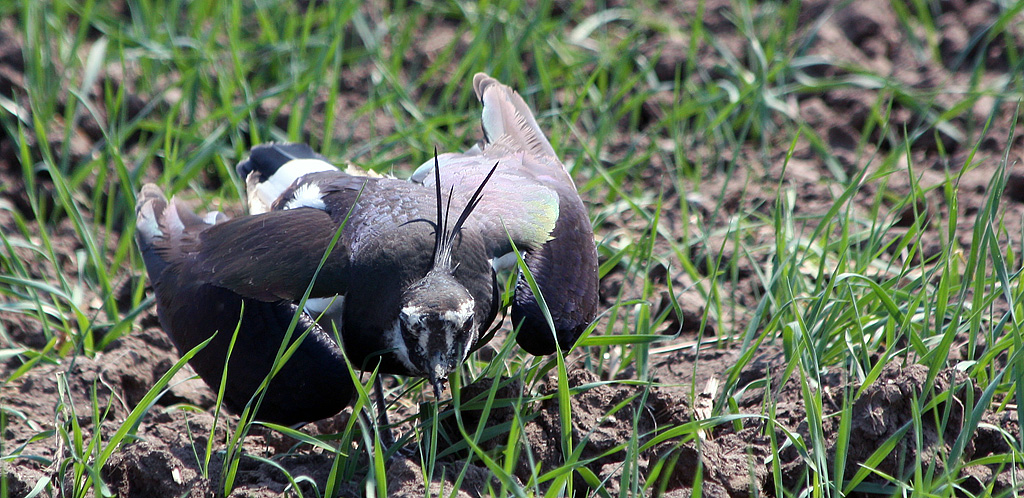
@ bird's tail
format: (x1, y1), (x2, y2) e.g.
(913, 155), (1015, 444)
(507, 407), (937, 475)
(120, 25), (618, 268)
(473, 72), (557, 159)
(236, 143), (335, 214)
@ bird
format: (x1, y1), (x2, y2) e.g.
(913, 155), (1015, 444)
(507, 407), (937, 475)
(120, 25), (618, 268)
(135, 73), (599, 427)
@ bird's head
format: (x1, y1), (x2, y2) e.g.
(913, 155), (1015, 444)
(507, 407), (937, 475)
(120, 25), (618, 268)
(398, 152), (498, 398)
(399, 269), (476, 397)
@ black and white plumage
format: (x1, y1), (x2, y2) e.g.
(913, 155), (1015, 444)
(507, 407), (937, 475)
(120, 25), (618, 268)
(135, 73), (599, 426)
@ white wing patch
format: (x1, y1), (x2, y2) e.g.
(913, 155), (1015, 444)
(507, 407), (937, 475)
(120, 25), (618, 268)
(284, 183), (327, 211)
(248, 158), (334, 213)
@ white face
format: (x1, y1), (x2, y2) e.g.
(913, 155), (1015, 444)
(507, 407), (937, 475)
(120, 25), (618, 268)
(397, 298), (475, 378)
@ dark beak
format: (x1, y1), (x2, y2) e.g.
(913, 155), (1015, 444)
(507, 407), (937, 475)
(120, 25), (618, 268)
(431, 377), (445, 399)
(428, 352), (447, 399)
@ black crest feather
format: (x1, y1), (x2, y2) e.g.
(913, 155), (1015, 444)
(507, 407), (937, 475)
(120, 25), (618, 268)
(430, 150), (499, 273)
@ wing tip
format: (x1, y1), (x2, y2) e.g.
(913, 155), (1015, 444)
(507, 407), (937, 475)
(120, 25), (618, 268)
(136, 183), (226, 247)
(136, 184), (169, 243)
(470, 73), (557, 158)
(473, 72), (499, 100)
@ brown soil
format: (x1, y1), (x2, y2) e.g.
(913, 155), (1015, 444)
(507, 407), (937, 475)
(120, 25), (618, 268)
(2, 0), (1024, 496)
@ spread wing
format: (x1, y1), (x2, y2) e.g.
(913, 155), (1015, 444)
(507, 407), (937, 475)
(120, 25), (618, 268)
(412, 73), (600, 355)
(135, 185), (352, 425)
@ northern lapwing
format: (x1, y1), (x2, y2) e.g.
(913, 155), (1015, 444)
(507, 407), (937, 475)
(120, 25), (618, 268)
(135, 73), (599, 426)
